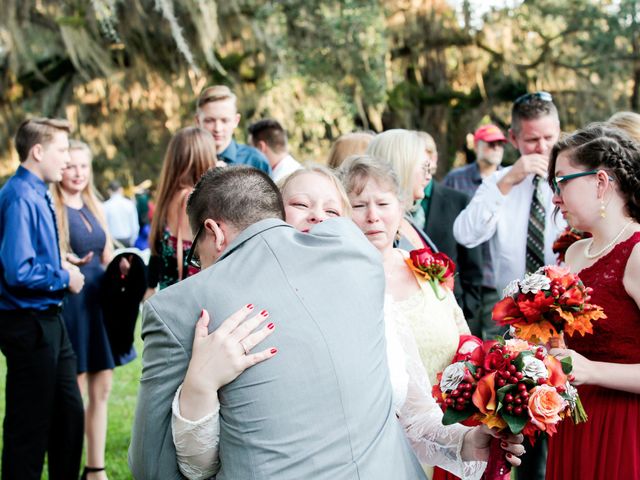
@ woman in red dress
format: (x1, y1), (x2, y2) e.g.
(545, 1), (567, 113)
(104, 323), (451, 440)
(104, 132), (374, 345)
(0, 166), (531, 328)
(546, 124), (640, 479)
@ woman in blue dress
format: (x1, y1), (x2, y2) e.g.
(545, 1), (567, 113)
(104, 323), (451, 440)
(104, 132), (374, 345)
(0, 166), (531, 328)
(51, 140), (131, 480)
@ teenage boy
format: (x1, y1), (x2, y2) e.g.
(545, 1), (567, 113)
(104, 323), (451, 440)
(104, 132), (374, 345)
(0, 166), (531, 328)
(0, 118), (85, 480)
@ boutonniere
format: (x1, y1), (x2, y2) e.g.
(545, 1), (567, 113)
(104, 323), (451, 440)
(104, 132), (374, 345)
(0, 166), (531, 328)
(405, 247), (456, 300)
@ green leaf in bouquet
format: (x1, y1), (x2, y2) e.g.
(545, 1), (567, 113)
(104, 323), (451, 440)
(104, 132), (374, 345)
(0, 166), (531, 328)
(442, 407), (474, 425)
(496, 336), (506, 345)
(496, 384), (518, 412)
(513, 351), (533, 370)
(465, 362), (477, 375)
(560, 356), (573, 374)
(501, 411), (529, 434)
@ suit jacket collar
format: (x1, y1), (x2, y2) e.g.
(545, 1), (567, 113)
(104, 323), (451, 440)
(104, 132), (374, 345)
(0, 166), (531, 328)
(216, 218), (291, 263)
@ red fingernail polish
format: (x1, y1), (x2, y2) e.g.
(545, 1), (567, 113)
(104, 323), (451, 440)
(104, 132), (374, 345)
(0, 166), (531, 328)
(506, 453), (512, 459)
(501, 442), (508, 448)
(270, 348), (278, 354)
(260, 309), (268, 317)
(267, 323), (274, 330)
(200, 309), (205, 317)
(246, 303), (254, 310)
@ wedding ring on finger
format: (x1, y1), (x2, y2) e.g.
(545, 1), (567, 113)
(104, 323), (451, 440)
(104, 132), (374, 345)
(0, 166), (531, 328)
(239, 339), (251, 355)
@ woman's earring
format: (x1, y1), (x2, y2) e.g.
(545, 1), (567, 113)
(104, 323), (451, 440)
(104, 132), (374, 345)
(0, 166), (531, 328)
(599, 199), (606, 218)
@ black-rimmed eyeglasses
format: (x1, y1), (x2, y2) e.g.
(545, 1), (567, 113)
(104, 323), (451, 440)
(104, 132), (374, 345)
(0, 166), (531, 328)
(185, 224), (204, 269)
(514, 91), (553, 105)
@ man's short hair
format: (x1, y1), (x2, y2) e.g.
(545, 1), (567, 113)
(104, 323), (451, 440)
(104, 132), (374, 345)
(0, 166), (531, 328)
(511, 91), (559, 134)
(196, 85), (237, 113)
(247, 119), (288, 153)
(14, 117), (71, 163)
(187, 166), (285, 233)
(108, 180), (122, 192)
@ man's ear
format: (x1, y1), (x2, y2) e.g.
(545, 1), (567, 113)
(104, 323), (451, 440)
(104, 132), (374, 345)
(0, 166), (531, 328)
(205, 219), (228, 253)
(31, 143), (44, 163)
(256, 140), (269, 154)
(233, 112), (241, 129)
(194, 113), (202, 127)
(508, 128), (519, 151)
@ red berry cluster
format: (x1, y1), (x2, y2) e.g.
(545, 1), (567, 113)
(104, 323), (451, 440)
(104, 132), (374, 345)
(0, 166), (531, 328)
(444, 380), (474, 411)
(503, 383), (530, 416)
(549, 279), (566, 298)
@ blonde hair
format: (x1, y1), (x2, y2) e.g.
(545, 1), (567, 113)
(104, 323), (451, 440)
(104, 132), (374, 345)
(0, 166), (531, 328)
(51, 140), (111, 257)
(366, 129), (427, 209)
(278, 165), (352, 217)
(327, 132), (375, 169)
(196, 85), (237, 114)
(608, 111), (640, 143)
(149, 127), (217, 254)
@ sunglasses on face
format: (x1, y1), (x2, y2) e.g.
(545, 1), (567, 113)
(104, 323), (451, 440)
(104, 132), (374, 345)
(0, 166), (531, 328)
(514, 91), (553, 105)
(185, 223), (204, 269)
(551, 170), (613, 196)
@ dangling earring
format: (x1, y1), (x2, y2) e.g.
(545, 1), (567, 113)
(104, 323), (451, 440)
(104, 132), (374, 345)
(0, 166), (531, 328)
(395, 230), (402, 242)
(600, 199), (606, 218)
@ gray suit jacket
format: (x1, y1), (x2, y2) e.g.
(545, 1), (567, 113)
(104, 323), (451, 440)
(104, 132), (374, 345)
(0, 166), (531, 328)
(129, 218), (426, 479)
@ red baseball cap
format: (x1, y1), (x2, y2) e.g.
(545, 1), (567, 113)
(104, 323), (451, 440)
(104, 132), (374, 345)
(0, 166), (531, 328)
(474, 124), (507, 144)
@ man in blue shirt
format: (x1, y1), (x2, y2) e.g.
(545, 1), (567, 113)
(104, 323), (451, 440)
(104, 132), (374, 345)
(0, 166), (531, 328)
(0, 118), (85, 480)
(195, 85), (272, 175)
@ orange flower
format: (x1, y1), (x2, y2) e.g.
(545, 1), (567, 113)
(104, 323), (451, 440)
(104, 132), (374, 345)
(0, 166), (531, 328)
(519, 291), (555, 322)
(527, 385), (566, 434)
(492, 297), (524, 325)
(472, 371), (497, 415)
(543, 354), (568, 388)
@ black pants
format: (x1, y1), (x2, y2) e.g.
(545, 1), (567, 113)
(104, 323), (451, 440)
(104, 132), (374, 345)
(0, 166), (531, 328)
(0, 309), (84, 480)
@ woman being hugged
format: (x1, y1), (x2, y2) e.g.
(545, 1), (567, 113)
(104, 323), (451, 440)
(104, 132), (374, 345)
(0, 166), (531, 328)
(148, 127), (218, 291)
(340, 154), (470, 385)
(51, 140), (128, 480)
(546, 124), (640, 479)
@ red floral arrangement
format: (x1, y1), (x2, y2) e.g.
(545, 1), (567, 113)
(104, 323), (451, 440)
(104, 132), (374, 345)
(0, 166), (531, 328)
(405, 247), (456, 300)
(492, 265), (606, 344)
(552, 227), (591, 264)
(433, 335), (587, 476)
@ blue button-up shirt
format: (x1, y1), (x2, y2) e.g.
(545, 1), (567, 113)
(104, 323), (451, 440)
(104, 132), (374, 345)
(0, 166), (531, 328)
(0, 166), (69, 310)
(218, 140), (272, 175)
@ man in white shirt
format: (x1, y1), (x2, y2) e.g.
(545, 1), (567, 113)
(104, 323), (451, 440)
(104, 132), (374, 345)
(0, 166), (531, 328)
(103, 180), (139, 247)
(248, 119), (302, 182)
(453, 92), (567, 480)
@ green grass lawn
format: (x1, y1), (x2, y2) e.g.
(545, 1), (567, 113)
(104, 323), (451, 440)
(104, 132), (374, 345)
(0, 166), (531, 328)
(0, 325), (143, 479)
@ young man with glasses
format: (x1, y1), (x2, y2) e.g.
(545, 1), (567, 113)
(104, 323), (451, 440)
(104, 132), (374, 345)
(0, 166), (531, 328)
(453, 92), (567, 480)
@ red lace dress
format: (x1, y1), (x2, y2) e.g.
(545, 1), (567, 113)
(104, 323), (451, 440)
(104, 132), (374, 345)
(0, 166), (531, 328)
(546, 232), (640, 479)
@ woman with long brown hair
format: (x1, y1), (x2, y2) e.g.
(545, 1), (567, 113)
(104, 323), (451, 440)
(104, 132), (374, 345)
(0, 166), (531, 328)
(148, 126), (218, 290)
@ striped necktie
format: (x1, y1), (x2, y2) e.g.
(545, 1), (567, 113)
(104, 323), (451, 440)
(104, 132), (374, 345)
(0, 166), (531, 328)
(526, 176), (546, 273)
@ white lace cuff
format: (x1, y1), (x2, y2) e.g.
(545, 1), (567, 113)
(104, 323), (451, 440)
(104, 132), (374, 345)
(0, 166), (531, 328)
(171, 384), (221, 480)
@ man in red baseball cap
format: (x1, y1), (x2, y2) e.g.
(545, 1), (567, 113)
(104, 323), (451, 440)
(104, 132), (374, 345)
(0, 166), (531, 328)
(473, 124), (507, 176)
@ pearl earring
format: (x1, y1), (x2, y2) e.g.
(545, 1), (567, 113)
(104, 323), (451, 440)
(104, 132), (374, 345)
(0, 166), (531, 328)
(600, 200), (606, 218)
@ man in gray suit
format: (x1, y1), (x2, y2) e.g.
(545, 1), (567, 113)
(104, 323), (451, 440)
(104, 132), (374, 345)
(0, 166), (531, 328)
(129, 167), (426, 479)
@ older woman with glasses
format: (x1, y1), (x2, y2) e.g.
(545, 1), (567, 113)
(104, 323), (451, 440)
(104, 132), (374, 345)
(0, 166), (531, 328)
(544, 124), (640, 479)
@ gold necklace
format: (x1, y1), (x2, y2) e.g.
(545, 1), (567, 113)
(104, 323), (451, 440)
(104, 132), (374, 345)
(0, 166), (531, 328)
(584, 220), (633, 259)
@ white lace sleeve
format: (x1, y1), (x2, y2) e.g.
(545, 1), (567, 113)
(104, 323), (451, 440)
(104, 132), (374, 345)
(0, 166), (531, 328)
(386, 300), (486, 480)
(171, 384), (220, 480)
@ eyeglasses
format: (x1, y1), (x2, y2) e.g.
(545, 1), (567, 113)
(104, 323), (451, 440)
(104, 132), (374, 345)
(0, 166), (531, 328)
(551, 170), (612, 195)
(514, 91), (553, 105)
(185, 223), (204, 269)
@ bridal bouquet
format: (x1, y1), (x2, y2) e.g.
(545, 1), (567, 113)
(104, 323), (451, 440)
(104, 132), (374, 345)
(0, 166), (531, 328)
(492, 265), (606, 344)
(405, 247), (455, 300)
(433, 336), (587, 476)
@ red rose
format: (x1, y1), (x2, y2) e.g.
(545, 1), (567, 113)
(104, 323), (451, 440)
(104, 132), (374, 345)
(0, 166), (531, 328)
(432, 251), (456, 278)
(483, 348), (508, 372)
(409, 247), (435, 271)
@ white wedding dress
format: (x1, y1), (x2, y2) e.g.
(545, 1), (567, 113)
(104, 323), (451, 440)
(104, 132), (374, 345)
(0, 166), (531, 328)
(171, 299), (486, 480)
